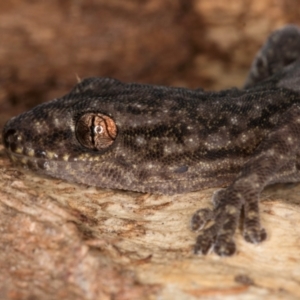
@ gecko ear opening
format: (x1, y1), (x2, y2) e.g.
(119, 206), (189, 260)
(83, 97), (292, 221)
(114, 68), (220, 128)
(75, 113), (117, 150)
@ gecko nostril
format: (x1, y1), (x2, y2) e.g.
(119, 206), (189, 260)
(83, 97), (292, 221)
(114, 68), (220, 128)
(2, 128), (17, 149)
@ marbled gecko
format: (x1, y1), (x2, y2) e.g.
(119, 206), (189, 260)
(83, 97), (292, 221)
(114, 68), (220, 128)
(3, 25), (300, 256)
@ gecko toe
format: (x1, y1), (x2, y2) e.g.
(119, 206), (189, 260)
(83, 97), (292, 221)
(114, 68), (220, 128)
(244, 227), (267, 244)
(194, 233), (215, 255)
(191, 208), (214, 231)
(192, 186), (243, 256)
(194, 230), (237, 256)
(214, 237), (236, 256)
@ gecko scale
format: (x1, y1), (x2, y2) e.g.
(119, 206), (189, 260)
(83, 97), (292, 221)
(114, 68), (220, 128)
(3, 25), (300, 256)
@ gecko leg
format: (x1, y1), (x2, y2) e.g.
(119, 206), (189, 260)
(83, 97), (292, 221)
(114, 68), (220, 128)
(245, 25), (300, 88)
(242, 193), (267, 243)
(193, 104), (300, 256)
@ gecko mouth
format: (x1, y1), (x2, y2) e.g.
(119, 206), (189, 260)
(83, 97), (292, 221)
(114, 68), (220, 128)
(5, 150), (50, 171)
(2, 122), (102, 169)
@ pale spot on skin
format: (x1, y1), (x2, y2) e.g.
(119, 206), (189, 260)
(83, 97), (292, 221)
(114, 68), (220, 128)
(183, 135), (200, 150)
(163, 146), (172, 155)
(27, 149), (35, 157)
(78, 155), (87, 161)
(46, 151), (56, 159)
(46, 152), (58, 159)
(136, 136), (146, 145)
(54, 118), (61, 127)
(69, 124), (75, 132)
(15, 147), (23, 154)
(21, 157), (28, 165)
(205, 129), (230, 150)
(241, 134), (248, 143)
(230, 116), (238, 125)
(225, 205), (238, 215)
(39, 151), (46, 157)
(247, 211), (257, 219)
(164, 144), (184, 155)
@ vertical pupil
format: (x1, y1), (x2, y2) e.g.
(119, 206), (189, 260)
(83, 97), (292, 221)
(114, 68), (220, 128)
(90, 116), (96, 146)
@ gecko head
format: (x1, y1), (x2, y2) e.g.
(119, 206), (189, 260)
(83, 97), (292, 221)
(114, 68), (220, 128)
(2, 77), (187, 191)
(2, 82), (120, 174)
(3, 110), (117, 163)
(2, 77), (169, 173)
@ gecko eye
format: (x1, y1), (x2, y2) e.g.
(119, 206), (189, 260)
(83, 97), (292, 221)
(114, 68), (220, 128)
(75, 113), (117, 150)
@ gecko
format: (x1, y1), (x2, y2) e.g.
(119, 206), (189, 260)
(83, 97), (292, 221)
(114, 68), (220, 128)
(3, 25), (300, 256)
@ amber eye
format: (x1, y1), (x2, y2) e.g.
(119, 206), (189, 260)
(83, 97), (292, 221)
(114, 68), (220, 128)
(75, 113), (117, 150)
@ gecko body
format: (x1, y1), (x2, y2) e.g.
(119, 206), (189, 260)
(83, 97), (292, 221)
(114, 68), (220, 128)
(3, 25), (300, 256)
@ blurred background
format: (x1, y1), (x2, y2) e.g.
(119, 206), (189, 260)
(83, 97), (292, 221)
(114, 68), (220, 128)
(1, 0), (300, 130)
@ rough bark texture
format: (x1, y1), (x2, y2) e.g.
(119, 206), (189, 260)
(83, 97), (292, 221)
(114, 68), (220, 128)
(1, 1), (300, 299)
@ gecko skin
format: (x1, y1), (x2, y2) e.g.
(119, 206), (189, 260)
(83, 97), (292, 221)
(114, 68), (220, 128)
(3, 25), (300, 256)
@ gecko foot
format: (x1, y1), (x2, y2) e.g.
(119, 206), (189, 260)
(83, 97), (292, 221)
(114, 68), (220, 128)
(244, 227), (267, 244)
(193, 224), (237, 256)
(192, 185), (268, 256)
(191, 208), (214, 231)
(192, 203), (239, 256)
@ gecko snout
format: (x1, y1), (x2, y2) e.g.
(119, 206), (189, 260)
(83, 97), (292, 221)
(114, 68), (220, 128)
(2, 117), (30, 156)
(2, 120), (25, 154)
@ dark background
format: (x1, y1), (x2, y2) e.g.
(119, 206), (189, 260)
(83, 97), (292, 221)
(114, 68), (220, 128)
(1, 0), (299, 130)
